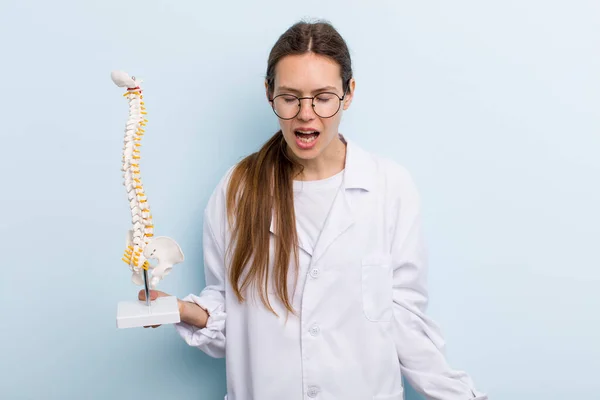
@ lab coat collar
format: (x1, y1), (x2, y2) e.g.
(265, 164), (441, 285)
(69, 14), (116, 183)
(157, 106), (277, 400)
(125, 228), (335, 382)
(341, 135), (376, 192)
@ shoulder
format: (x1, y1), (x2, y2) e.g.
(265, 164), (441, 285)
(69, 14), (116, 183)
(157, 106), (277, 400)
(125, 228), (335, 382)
(377, 155), (416, 188)
(352, 144), (424, 223)
(202, 163), (237, 224)
(214, 164), (237, 196)
(349, 139), (420, 199)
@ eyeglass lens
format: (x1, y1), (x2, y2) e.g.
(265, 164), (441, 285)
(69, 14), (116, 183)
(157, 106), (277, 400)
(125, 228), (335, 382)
(272, 93), (341, 119)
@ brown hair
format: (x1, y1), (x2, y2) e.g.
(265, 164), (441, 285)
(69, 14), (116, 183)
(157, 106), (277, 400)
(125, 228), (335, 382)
(225, 20), (353, 315)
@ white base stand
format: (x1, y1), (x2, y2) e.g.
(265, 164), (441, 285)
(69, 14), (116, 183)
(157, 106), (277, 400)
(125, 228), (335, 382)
(116, 296), (180, 329)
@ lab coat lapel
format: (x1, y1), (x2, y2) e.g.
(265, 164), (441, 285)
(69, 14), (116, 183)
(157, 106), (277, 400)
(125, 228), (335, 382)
(309, 137), (376, 264)
(311, 185), (354, 264)
(269, 211), (312, 255)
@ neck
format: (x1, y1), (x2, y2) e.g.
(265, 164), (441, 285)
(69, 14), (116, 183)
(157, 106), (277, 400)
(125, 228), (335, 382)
(292, 134), (346, 181)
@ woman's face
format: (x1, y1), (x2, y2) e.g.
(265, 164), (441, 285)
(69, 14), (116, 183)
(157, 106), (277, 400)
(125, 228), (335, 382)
(267, 53), (355, 162)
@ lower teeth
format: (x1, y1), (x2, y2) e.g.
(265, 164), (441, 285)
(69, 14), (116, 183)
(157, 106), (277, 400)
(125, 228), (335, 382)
(299, 136), (315, 143)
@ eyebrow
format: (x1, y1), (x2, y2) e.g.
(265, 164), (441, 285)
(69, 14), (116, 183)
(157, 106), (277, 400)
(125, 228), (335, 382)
(276, 85), (340, 94)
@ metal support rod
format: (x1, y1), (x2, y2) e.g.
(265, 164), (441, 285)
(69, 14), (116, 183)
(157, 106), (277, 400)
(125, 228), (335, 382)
(143, 268), (151, 307)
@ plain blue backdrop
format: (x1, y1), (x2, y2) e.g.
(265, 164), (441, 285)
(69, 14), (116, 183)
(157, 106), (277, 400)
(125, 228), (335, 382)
(1, 1), (599, 399)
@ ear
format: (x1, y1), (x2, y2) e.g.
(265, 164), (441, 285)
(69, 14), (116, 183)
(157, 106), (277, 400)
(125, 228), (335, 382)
(342, 78), (356, 110)
(265, 80), (271, 102)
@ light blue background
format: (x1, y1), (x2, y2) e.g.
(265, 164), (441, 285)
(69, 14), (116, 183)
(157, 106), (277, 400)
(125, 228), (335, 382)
(1, 1), (598, 399)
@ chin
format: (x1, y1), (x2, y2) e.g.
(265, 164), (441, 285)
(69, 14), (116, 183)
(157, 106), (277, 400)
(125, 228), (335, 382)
(290, 148), (321, 160)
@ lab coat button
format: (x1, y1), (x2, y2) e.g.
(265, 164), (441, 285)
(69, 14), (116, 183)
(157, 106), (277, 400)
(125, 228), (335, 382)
(310, 268), (320, 278)
(309, 325), (320, 336)
(307, 386), (320, 397)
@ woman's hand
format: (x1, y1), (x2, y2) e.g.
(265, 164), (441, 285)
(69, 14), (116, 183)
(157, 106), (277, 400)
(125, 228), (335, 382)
(138, 289), (184, 328)
(137, 289), (209, 329)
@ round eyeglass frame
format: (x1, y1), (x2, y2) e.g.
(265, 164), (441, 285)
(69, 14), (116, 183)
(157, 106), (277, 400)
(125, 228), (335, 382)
(268, 85), (349, 120)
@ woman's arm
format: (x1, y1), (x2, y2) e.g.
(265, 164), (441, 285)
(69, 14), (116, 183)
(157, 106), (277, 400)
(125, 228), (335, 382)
(173, 171), (231, 359)
(179, 298), (209, 329)
(389, 165), (487, 399)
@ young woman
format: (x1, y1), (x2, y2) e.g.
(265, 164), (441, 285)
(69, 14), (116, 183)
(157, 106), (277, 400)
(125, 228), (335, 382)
(141, 20), (487, 400)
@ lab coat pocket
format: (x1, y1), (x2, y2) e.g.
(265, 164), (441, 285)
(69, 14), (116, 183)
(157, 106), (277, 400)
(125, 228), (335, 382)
(361, 254), (393, 322)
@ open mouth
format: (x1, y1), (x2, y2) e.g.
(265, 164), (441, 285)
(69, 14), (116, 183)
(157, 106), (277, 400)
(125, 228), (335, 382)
(294, 130), (320, 143)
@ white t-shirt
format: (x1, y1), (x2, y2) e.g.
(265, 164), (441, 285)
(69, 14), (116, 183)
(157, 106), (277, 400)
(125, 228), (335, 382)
(293, 169), (344, 255)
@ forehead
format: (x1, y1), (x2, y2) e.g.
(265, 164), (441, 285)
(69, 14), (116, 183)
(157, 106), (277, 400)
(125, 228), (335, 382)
(274, 53), (342, 91)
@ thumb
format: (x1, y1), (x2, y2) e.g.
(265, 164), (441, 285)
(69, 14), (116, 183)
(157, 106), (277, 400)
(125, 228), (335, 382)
(138, 289), (161, 301)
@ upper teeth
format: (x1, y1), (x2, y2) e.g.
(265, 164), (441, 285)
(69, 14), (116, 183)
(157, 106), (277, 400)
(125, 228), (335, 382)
(297, 131), (317, 134)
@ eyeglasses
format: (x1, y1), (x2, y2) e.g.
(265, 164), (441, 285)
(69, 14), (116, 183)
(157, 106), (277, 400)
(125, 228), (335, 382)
(269, 89), (348, 120)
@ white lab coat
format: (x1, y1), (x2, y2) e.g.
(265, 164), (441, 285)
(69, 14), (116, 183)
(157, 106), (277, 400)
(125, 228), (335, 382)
(175, 137), (487, 400)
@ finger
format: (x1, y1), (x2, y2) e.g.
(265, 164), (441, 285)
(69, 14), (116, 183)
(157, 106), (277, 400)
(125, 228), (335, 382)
(138, 289), (152, 301)
(138, 289), (161, 301)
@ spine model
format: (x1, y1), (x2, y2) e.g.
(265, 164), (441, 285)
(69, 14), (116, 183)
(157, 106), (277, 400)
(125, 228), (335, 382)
(111, 70), (185, 289)
(111, 71), (153, 285)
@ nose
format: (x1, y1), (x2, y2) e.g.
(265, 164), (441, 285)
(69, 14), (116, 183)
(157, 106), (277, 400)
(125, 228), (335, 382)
(297, 98), (317, 121)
